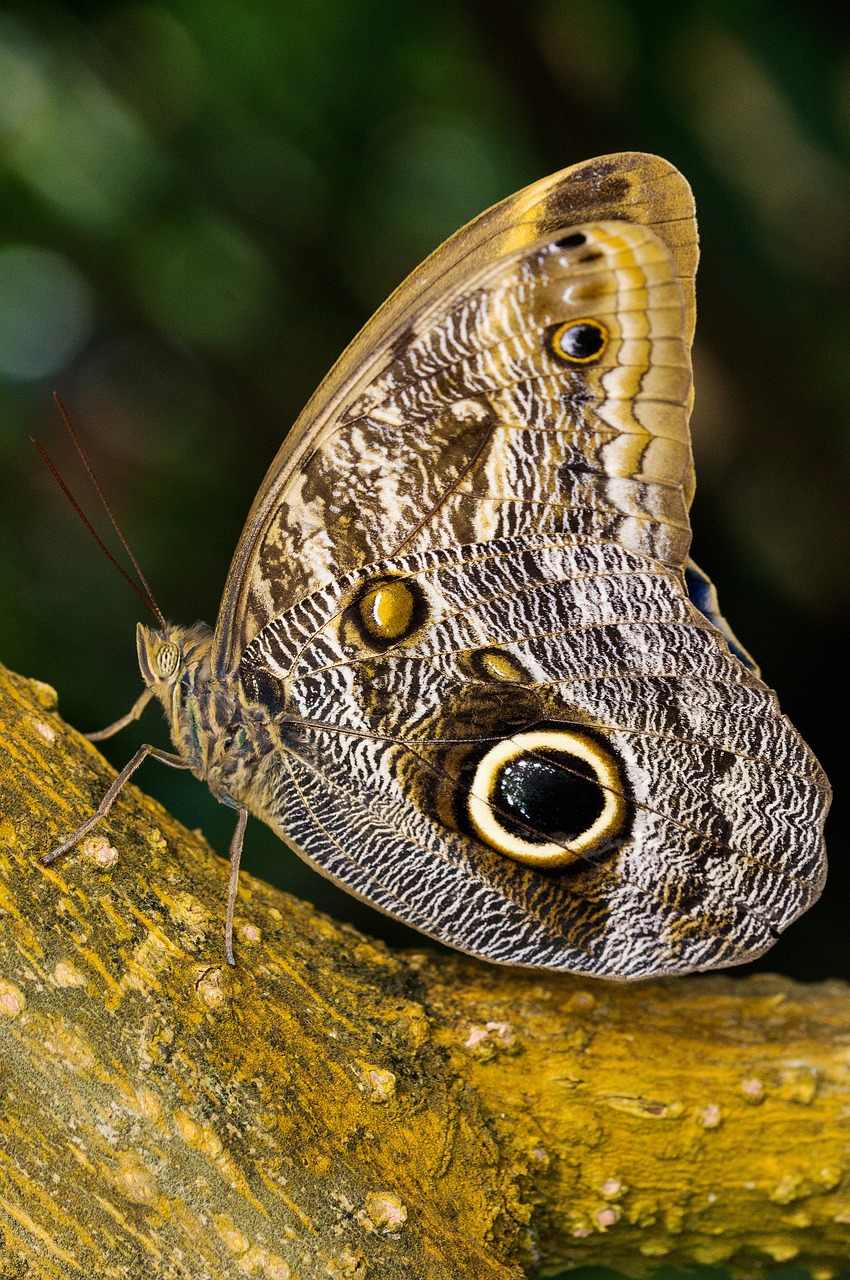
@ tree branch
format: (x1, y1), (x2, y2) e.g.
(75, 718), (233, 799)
(1, 660), (848, 1279)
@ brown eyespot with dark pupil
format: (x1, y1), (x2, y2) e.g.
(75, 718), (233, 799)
(549, 318), (608, 364)
(352, 577), (426, 648)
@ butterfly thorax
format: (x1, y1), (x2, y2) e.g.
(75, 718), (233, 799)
(136, 621), (273, 804)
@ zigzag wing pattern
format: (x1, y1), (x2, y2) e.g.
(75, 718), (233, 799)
(238, 537), (828, 977)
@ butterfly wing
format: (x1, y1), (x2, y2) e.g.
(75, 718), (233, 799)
(212, 151), (699, 675)
(216, 151), (829, 977)
(240, 537), (827, 977)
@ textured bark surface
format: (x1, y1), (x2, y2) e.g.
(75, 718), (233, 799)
(1, 659), (849, 1280)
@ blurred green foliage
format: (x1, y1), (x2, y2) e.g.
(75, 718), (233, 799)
(0, 3), (848, 1267)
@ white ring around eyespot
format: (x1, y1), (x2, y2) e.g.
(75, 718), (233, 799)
(467, 730), (625, 868)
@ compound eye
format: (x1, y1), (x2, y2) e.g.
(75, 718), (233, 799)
(154, 641), (180, 679)
(467, 729), (626, 867)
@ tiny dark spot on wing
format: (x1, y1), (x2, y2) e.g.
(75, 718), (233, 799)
(561, 382), (593, 413)
(671, 881), (709, 914)
(560, 458), (599, 480)
(570, 280), (607, 303)
(553, 232), (587, 249)
(241, 666), (287, 716)
(709, 810), (735, 851)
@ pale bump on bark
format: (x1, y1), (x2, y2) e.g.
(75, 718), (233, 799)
(1, 660), (848, 1279)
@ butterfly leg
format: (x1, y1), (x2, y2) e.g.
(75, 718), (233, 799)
(222, 801), (249, 968)
(43, 743), (191, 864)
(85, 688), (155, 742)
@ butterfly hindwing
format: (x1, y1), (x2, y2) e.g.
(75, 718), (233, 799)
(239, 536), (826, 976)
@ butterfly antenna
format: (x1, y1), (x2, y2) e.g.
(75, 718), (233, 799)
(33, 435), (165, 627)
(51, 393), (166, 628)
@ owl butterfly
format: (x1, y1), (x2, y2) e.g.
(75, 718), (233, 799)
(49, 151), (830, 978)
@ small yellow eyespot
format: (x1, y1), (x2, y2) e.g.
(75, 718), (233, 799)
(154, 641), (180, 679)
(475, 650), (529, 683)
(549, 318), (609, 365)
(468, 729), (626, 868)
(358, 580), (419, 642)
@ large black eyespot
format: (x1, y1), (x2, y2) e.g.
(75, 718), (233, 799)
(467, 730), (626, 868)
(494, 752), (604, 841)
(549, 318), (609, 365)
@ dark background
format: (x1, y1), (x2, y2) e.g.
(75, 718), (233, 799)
(0, 3), (847, 1270)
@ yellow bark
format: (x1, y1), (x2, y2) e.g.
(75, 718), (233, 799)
(0, 659), (848, 1279)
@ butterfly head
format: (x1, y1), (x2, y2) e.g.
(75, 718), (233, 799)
(136, 621), (210, 690)
(136, 621), (269, 798)
(136, 621), (215, 770)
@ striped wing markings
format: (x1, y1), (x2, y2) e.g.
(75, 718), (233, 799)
(261, 538), (814, 783)
(280, 626), (825, 901)
(339, 227), (682, 382)
(279, 752), (621, 969)
(279, 702), (822, 910)
(214, 155), (699, 672)
(277, 714), (802, 967)
(263, 536), (695, 676)
(243, 551), (824, 902)
(326, 264), (689, 541)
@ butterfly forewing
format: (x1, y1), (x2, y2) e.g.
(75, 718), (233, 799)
(212, 152), (699, 673)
